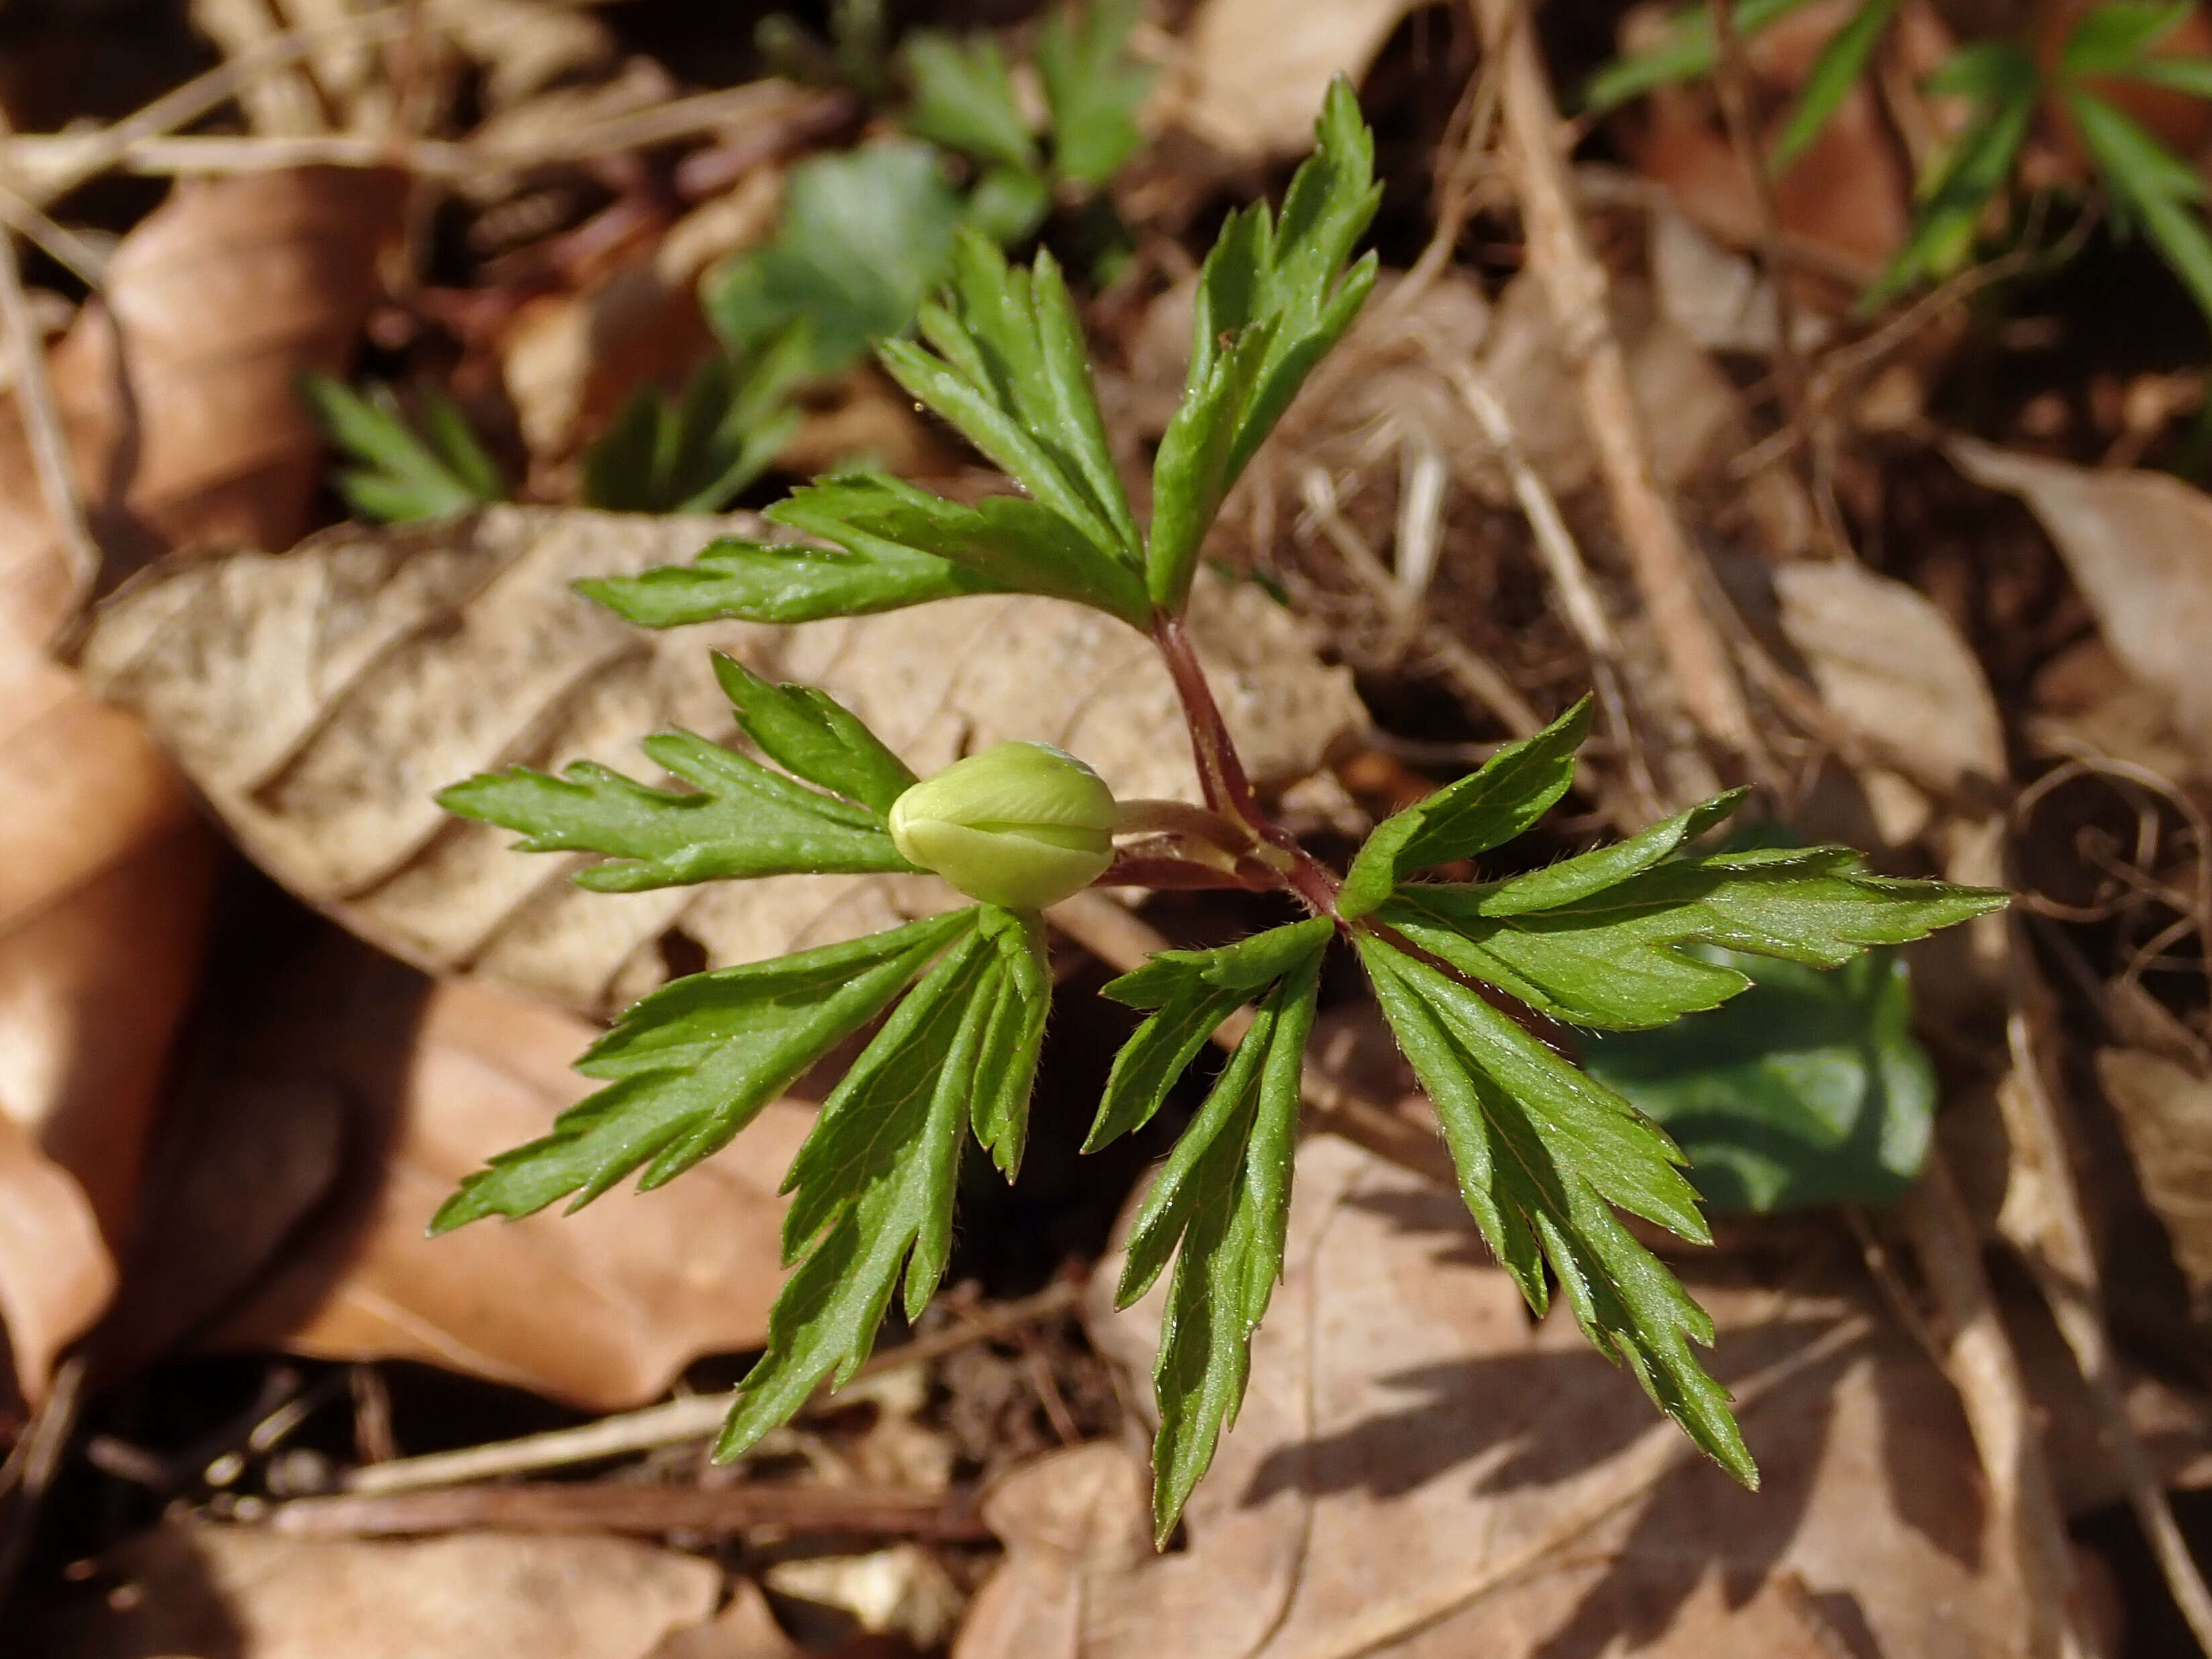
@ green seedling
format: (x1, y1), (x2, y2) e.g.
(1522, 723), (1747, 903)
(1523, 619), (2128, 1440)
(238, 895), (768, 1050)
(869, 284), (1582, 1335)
(434, 83), (2004, 1541)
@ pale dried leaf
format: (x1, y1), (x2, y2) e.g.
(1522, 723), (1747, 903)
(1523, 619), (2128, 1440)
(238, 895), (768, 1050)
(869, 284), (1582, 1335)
(1172, 0), (1422, 159)
(1950, 437), (2212, 776)
(1021, 1137), (2020, 1659)
(1648, 204), (1831, 357)
(38, 1522), (723, 1659)
(80, 507), (1367, 1016)
(1772, 557), (2005, 840)
(2096, 1048), (2212, 1321)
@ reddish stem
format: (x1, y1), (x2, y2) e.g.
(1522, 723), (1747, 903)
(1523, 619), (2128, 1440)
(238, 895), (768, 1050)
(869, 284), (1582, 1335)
(1151, 611), (1343, 922)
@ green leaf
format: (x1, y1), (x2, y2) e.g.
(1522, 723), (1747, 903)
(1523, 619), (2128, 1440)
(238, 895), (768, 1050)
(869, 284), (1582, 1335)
(969, 907), (1053, 1173)
(300, 373), (504, 523)
(1769, 0), (1899, 171)
(718, 909), (1040, 1455)
(1583, 947), (1935, 1212)
(2061, 0), (2192, 75)
(1117, 944), (1323, 1542)
(1379, 835), (2007, 1031)
(1579, 0), (1822, 111)
(903, 30), (1038, 171)
(437, 725), (914, 892)
(763, 469), (1150, 624)
(418, 388), (506, 502)
(582, 332), (809, 515)
(1863, 44), (2037, 308)
(579, 505), (997, 629)
(431, 911), (974, 1229)
(1147, 78), (1380, 611)
(709, 652), (917, 815)
(1356, 936), (1756, 1486)
(880, 231), (1141, 564)
(1037, 0), (1154, 187)
(2070, 89), (2212, 324)
(966, 163), (1054, 245)
(704, 142), (962, 376)
(1338, 698), (1592, 919)
(2118, 55), (2212, 97)
(1086, 917), (1334, 1150)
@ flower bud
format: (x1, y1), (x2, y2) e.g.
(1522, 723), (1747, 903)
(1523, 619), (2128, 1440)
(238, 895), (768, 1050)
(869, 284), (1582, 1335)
(888, 742), (1117, 909)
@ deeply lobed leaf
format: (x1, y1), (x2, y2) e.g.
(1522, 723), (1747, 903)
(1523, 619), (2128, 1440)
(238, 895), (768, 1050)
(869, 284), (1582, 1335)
(1116, 940), (1325, 1541)
(1148, 78), (1381, 611)
(1356, 936), (1755, 1486)
(302, 374), (504, 523)
(1381, 829), (2007, 1031)
(1086, 918), (1332, 1150)
(1035, 0), (1153, 186)
(719, 905), (1047, 1455)
(431, 911), (975, 1229)
(1338, 698), (1591, 918)
(706, 141), (962, 377)
(710, 653), (917, 816)
(438, 727), (913, 892)
(903, 31), (1038, 173)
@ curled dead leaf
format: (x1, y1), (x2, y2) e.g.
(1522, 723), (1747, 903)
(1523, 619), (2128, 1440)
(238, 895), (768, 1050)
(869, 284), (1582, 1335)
(79, 507), (1366, 1016)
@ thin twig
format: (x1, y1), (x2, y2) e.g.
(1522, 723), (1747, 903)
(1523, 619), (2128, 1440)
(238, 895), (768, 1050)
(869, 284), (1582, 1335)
(340, 1280), (1080, 1496)
(0, 113), (99, 605)
(0, 9), (411, 206)
(1444, 361), (1663, 817)
(270, 1480), (989, 1541)
(0, 1356), (85, 1619)
(1465, 0), (1763, 767)
(1901, 1150), (2098, 1659)
(1, 82), (840, 192)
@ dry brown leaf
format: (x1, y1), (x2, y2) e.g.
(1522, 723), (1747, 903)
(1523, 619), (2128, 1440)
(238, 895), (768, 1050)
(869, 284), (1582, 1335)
(1949, 437), (2212, 776)
(37, 1521), (724, 1659)
(1171, 0), (1422, 159)
(2096, 1048), (2212, 1322)
(962, 1137), (2021, 1659)
(102, 917), (809, 1408)
(0, 167), (404, 578)
(0, 167), (398, 1402)
(79, 507), (1366, 1017)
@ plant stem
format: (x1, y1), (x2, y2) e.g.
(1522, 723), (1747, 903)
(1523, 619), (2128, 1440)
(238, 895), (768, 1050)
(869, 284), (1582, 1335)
(1152, 612), (1343, 920)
